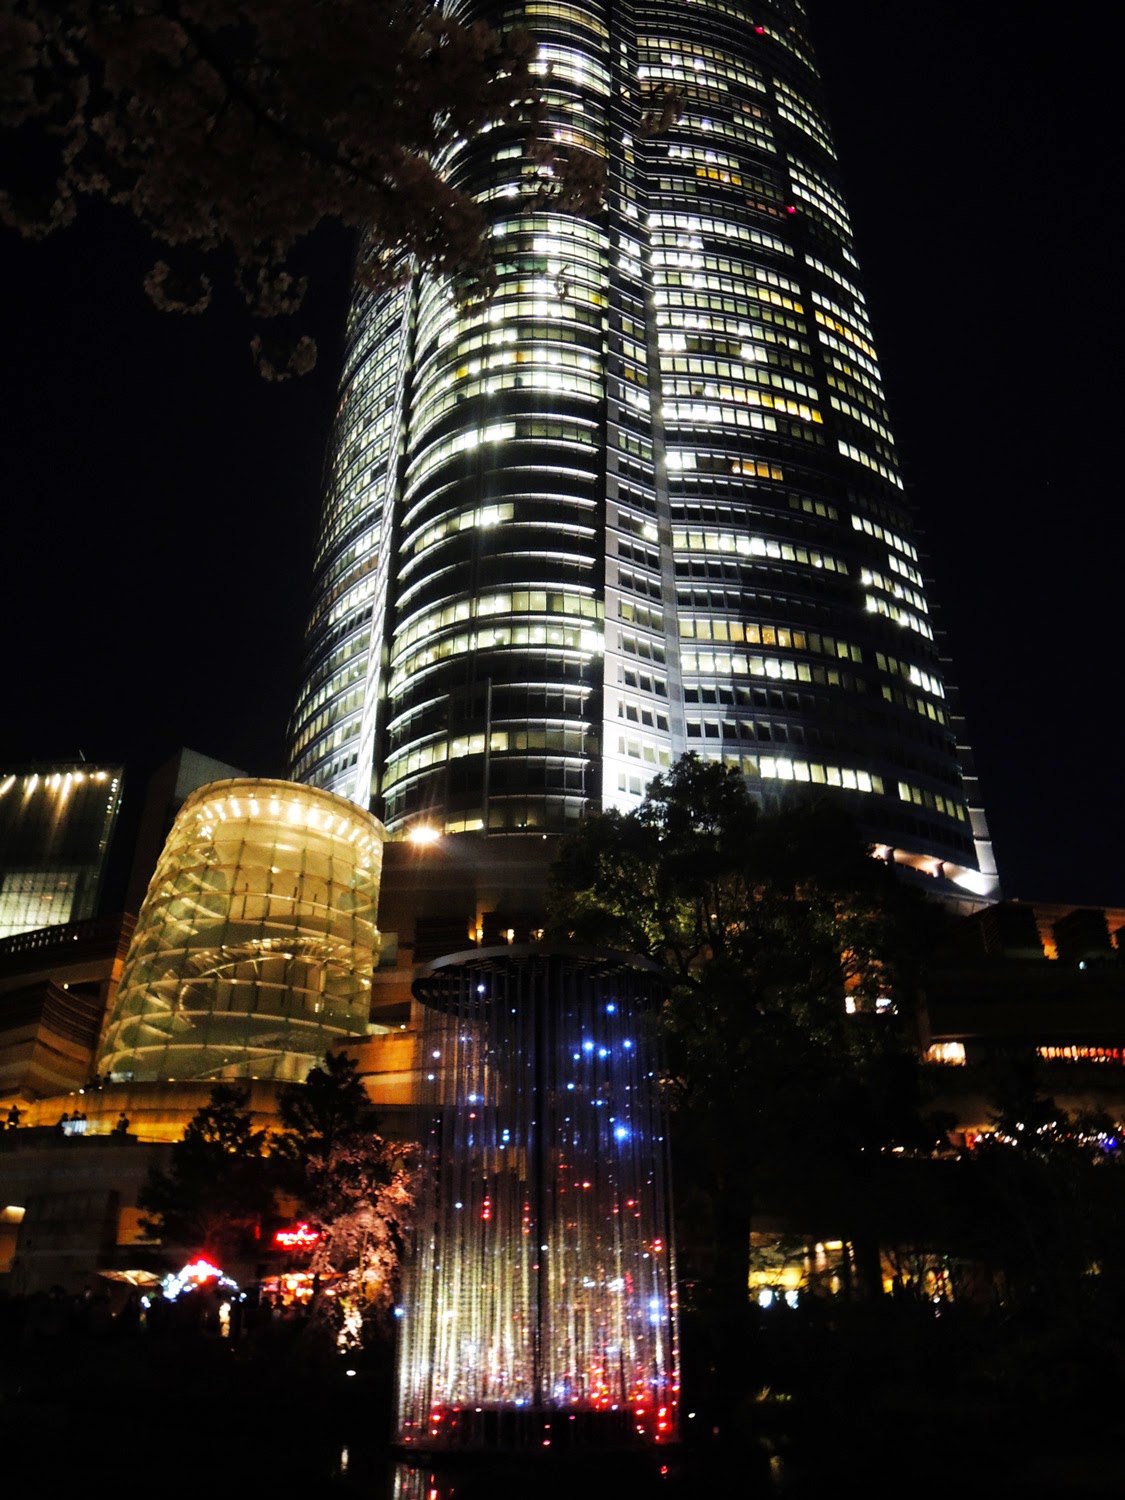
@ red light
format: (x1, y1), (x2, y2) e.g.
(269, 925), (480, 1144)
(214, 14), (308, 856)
(273, 1221), (320, 1250)
(786, 205), (796, 214)
(755, 24), (765, 32)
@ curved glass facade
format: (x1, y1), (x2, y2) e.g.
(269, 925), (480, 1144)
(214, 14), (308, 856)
(290, 0), (996, 888)
(99, 779), (384, 1084)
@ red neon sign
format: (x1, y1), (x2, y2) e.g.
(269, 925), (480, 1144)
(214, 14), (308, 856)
(273, 1221), (320, 1250)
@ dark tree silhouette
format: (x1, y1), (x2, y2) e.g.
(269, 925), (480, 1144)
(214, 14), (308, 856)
(1, 0), (538, 374)
(138, 1081), (273, 1262)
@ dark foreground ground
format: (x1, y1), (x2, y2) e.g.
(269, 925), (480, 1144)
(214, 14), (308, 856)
(3, 1294), (1125, 1498)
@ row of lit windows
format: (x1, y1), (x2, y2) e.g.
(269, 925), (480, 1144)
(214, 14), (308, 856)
(450, 342), (601, 387)
(654, 270), (805, 324)
(678, 108), (775, 154)
(298, 711), (361, 772)
(391, 622), (602, 691)
(662, 399), (816, 443)
(420, 365), (608, 438)
(291, 654), (366, 742)
(653, 251), (800, 305)
(672, 529), (846, 573)
(637, 39), (766, 96)
(813, 306), (875, 363)
(617, 590), (664, 633)
(304, 553), (379, 637)
(875, 651), (944, 700)
(839, 440), (903, 490)
(850, 513), (918, 563)
(658, 289), (805, 338)
(666, 142), (740, 172)
(667, 451), (782, 480)
(520, 2), (609, 39)
(883, 683), (947, 727)
(402, 518), (597, 604)
(814, 336), (881, 397)
(812, 287), (873, 343)
(788, 495), (838, 520)
(861, 568), (927, 615)
(825, 370), (890, 422)
(884, 551), (924, 589)
(657, 252), (800, 299)
(662, 360), (819, 410)
(680, 751), (883, 794)
(317, 573), (376, 635)
(680, 650), (860, 693)
(615, 734), (674, 769)
(649, 212), (791, 257)
(406, 422), (515, 495)
(404, 500), (510, 557)
(384, 725), (591, 792)
(864, 594), (933, 641)
(788, 162), (852, 237)
(290, 684), (366, 761)
(530, 44), (611, 95)
(804, 253), (863, 306)
(394, 590), (600, 659)
(664, 380), (821, 426)
(897, 781), (967, 823)
(680, 618), (862, 661)
(773, 78), (835, 158)
(294, 604), (372, 698)
(831, 394), (895, 446)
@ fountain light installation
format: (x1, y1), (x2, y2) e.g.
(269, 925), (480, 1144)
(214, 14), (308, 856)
(397, 947), (678, 1451)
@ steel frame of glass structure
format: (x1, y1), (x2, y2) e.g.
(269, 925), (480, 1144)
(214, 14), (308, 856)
(99, 779), (385, 1084)
(289, 0), (996, 893)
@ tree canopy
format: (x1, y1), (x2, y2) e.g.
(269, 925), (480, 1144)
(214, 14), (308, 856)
(1, 0), (537, 375)
(139, 1059), (413, 1341)
(276, 1054), (414, 1337)
(548, 757), (943, 1299)
(138, 1081), (273, 1262)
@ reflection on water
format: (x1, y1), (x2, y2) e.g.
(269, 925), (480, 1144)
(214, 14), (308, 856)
(391, 1454), (682, 1500)
(323, 1447), (778, 1499)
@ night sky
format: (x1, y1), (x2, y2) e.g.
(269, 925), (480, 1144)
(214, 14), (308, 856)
(1, 0), (1120, 906)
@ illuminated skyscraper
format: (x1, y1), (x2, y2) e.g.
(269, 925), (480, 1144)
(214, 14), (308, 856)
(290, 0), (996, 895)
(0, 764), (123, 940)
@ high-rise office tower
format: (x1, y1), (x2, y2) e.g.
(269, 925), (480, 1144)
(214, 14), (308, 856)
(289, 0), (996, 897)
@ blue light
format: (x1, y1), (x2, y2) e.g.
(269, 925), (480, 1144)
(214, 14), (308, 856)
(623, 1040), (633, 1050)
(567, 1082), (576, 1091)
(614, 1125), (629, 1141)
(598, 1047), (609, 1058)
(606, 1003), (617, 1014)
(394, 1306), (405, 1318)
(583, 1040), (595, 1052)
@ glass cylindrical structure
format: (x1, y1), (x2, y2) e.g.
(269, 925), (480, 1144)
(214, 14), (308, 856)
(397, 947), (678, 1451)
(99, 779), (385, 1083)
